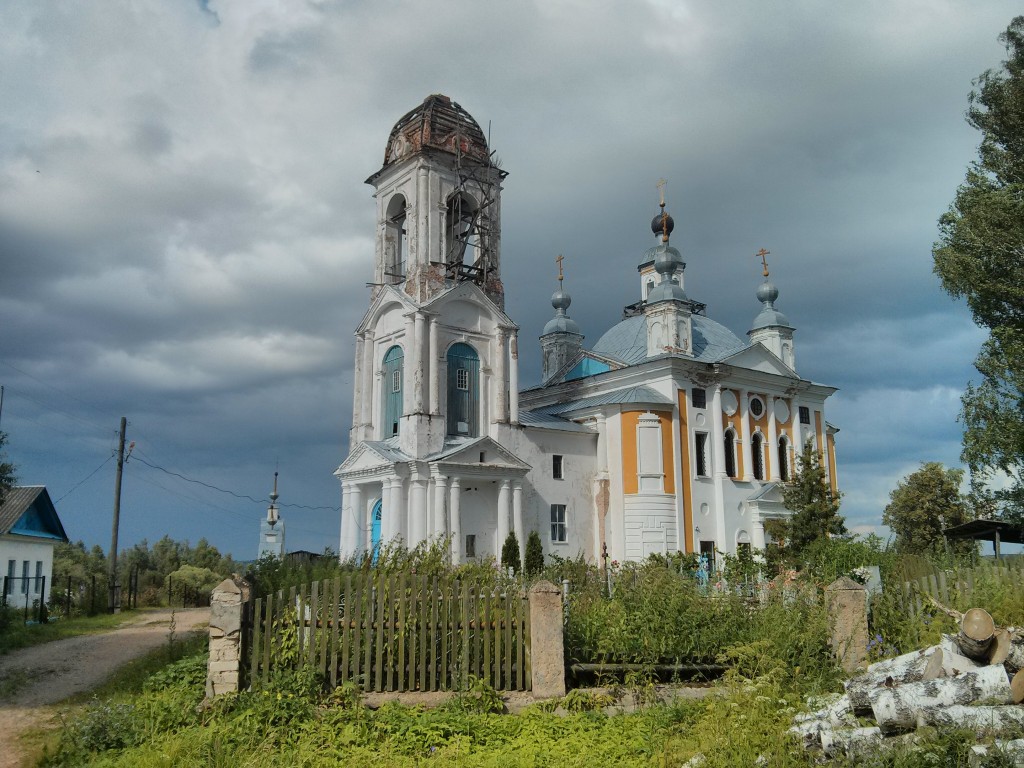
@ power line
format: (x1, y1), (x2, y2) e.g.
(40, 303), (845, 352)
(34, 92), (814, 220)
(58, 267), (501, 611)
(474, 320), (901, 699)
(54, 454), (114, 504)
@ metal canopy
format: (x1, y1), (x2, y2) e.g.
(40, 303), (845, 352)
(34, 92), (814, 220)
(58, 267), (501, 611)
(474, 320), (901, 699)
(943, 518), (1024, 560)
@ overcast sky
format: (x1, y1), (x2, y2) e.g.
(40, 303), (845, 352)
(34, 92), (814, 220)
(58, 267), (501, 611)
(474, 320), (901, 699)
(0, 1), (1016, 560)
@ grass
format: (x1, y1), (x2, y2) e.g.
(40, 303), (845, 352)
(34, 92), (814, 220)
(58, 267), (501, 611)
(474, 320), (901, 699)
(0, 609), (156, 655)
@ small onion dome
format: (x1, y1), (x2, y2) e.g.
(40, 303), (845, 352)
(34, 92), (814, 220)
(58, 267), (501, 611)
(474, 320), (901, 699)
(542, 287), (582, 335)
(646, 244), (688, 303)
(750, 280), (793, 330)
(651, 212), (675, 240)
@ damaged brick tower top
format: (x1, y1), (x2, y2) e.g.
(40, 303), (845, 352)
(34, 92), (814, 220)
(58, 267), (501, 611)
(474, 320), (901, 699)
(364, 94), (507, 307)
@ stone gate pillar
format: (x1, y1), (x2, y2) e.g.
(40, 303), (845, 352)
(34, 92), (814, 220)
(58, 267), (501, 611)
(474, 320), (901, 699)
(206, 576), (251, 697)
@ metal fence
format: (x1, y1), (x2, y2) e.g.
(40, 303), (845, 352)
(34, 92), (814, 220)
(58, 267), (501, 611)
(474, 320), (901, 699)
(248, 571), (531, 692)
(2, 575), (48, 622)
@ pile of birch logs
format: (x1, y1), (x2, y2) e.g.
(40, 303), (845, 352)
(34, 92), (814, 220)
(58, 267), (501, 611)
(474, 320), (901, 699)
(791, 607), (1024, 762)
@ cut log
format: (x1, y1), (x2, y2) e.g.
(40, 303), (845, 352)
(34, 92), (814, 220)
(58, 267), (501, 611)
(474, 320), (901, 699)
(1006, 643), (1024, 673)
(990, 628), (1012, 666)
(869, 664), (1012, 734)
(844, 647), (943, 712)
(959, 608), (996, 661)
(917, 704), (1024, 734)
(793, 694), (852, 724)
(967, 739), (1024, 768)
(1012, 669), (1024, 705)
(819, 727), (883, 757)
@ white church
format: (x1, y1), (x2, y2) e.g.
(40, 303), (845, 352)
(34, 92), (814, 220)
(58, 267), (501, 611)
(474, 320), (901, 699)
(335, 94), (839, 569)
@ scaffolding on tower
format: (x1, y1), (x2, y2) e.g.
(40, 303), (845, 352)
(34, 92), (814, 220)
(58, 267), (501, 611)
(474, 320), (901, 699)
(443, 140), (507, 287)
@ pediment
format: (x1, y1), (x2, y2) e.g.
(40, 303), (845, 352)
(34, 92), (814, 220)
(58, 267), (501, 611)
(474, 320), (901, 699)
(335, 441), (405, 476)
(355, 285), (418, 335)
(720, 344), (798, 377)
(423, 281), (515, 328)
(547, 350), (620, 386)
(431, 436), (531, 472)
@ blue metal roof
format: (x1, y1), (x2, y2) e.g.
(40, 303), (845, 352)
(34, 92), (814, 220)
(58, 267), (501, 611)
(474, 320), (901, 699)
(537, 385), (674, 415)
(517, 410), (596, 433)
(591, 314), (748, 365)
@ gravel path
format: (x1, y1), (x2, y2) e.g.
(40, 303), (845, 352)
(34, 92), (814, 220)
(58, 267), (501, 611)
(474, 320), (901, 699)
(0, 608), (209, 768)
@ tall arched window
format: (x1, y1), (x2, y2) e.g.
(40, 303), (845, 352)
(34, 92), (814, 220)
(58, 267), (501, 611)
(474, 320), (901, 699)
(446, 192), (479, 266)
(446, 342), (479, 436)
(384, 195), (407, 284)
(724, 428), (737, 479)
(778, 435), (791, 482)
(752, 432), (765, 481)
(382, 345), (404, 437)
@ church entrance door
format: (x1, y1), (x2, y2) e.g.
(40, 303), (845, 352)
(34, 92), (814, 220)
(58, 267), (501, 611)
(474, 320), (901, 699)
(371, 499), (382, 562)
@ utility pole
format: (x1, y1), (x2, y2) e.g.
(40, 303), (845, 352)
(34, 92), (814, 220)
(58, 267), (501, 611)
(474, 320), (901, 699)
(109, 416), (126, 613)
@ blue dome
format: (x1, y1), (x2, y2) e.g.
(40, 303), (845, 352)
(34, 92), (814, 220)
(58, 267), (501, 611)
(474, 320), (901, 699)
(591, 314), (747, 364)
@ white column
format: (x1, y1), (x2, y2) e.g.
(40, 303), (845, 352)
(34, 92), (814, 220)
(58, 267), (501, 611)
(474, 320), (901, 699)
(494, 328), (507, 423)
(752, 510), (766, 550)
(351, 337), (363, 431)
(512, 481), (524, 569)
(793, 398), (805, 457)
(497, 479), (511, 556)
(433, 475), (448, 539)
(348, 484), (363, 558)
(360, 331), (374, 435)
(449, 478), (462, 565)
(410, 474), (428, 545)
(509, 331), (519, 424)
(767, 399), (780, 482)
(414, 312), (427, 413)
(389, 476), (405, 544)
(381, 478), (393, 544)
(429, 317), (440, 414)
(416, 166), (429, 269)
(740, 389), (753, 482)
(339, 482), (353, 559)
(403, 315), (416, 416)
(711, 384), (727, 557)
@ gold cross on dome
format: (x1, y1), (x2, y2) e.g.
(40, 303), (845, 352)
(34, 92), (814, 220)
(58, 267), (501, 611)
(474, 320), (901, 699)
(555, 254), (564, 284)
(656, 178), (667, 207)
(756, 248), (771, 277)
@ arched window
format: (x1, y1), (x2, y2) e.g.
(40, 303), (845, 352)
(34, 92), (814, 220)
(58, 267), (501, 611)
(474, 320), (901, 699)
(382, 345), (404, 437)
(446, 192), (479, 266)
(752, 432), (765, 481)
(446, 342), (479, 436)
(724, 428), (737, 479)
(778, 435), (791, 482)
(384, 195), (407, 284)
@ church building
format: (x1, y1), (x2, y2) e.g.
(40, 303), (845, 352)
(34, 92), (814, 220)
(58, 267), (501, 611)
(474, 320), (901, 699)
(335, 94), (839, 569)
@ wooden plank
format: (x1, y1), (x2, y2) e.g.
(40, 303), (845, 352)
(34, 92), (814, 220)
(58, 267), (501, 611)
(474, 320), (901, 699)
(938, 571), (949, 606)
(374, 573), (385, 691)
(397, 572), (407, 692)
(522, 590), (531, 691)
(350, 576), (363, 685)
(296, 584), (305, 662)
(385, 573), (396, 692)
(406, 574), (416, 691)
(419, 575), (428, 692)
(309, 579), (320, 667)
(461, 580), (471, 689)
(429, 577), (439, 692)
(363, 576), (373, 687)
(339, 574), (351, 685)
(483, 586), (492, 687)
(927, 574), (939, 609)
(251, 597), (263, 683)
(329, 577), (340, 688)
(492, 589), (501, 689)
(475, 584), (483, 680)
(262, 592), (274, 683)
(440, 580), (451, 691)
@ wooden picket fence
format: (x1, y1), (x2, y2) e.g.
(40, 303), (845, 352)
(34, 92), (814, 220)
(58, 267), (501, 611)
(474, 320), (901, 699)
(898, 560), (1024, 615)
(247, 572), (532, 692)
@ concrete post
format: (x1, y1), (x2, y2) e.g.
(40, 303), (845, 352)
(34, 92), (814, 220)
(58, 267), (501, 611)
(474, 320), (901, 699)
(529, 580), (566, 698)
(206, 576), (251, 697)
(826, 576), (869, 674)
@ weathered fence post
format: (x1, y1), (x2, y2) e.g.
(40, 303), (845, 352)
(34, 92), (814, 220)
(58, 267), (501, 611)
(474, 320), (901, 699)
(529, 580), (566, 698)
(206, 576), (251, 698)
(826, 576), (868, 674)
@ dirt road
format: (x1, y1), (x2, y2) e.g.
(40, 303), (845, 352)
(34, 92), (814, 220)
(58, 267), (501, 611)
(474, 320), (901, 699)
(0, 608), (209, 768)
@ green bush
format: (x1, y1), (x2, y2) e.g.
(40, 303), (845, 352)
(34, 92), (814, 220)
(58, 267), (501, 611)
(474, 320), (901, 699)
(524, 531), (544, 577)
(500, 532), (521, 574)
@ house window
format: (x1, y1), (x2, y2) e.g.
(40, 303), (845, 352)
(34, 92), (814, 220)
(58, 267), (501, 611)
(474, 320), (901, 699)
(724, 429), (737, 479)
(34, 561), (43, 593)
(799, 406), (811, 425)
(778, 436), (791, 482)
(447, 343), (480, 436)
(749, 397), (764, 419)
(695, 432), (709, 477)
(465, 534), (476, 559)
(691, 388), (706, 409)
(382, 345), (404, 437)
(550, 504), (567, 543)
(5, 560), (13, 596)
(552, 455), (564, 480)
(752, 432), (765, 481)
(21, 560), (29, 594)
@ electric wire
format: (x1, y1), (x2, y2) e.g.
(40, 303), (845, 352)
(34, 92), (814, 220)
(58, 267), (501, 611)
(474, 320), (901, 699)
(54, 454), (114, 504)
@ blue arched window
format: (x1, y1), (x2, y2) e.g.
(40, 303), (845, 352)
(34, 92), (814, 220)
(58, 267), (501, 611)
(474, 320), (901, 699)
(446, 342), (479, 436)
(382, 345), (404, 437)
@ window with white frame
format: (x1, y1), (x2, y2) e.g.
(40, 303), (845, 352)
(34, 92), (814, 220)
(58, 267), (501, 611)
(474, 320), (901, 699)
(550, 504), (567, 543)
(465, 534), (476, 559)
(691, 388), (707, 409)
(778, 436), (791, 482)
(21, 560), (29, 594)
(724, 429), (738, 478)
(456, 368), (469, 390)
(34, 561), (43, 593)
(749, 396), (764, 418)
(552, 454), (564, 480)
(695, 432), (709, 477)
(799, 406), (811, 425)
(391, 369), (401, 393)
(5, 560), (13, 595)
(752, 432), (765, 481)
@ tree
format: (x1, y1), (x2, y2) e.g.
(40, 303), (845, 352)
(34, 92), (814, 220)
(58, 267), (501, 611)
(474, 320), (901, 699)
(500, 531), (521, 574)
(524, 531), (544, 577)
(782, 443), (845, 558)
(0, 432), (16, 506)
(883, 463), (973, 555)
(933, 16), (1024, 521)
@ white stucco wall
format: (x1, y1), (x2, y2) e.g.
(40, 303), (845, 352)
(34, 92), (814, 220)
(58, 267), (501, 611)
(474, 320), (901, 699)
(0, 536), (56, 605)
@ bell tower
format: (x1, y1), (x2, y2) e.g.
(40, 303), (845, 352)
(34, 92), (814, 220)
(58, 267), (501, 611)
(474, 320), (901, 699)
(364, 94), (507, 307)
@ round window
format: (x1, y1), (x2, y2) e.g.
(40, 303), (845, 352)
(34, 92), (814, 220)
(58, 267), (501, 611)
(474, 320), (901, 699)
(749, 397), (764, 418)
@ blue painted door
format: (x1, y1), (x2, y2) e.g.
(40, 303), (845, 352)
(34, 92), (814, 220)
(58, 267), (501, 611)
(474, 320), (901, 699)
(371, 499), (383, 563)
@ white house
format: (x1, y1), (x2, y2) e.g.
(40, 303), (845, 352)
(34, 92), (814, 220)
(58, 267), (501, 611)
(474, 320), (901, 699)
(335, 94), (839, 569)
(1, 486), (69, 606)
